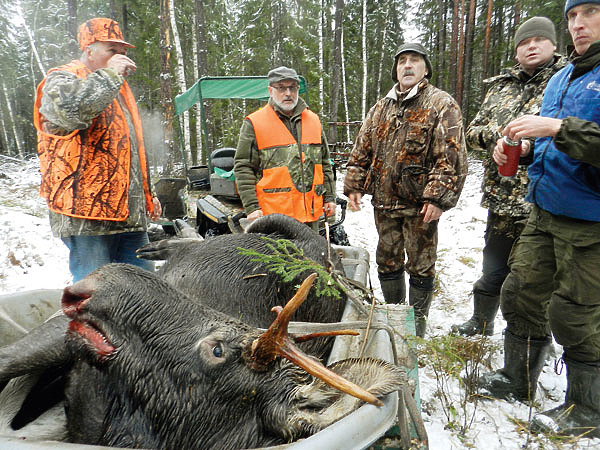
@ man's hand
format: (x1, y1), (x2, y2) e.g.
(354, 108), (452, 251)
(420, 203), (442, 223)
(493, 138), (531, 166)
(348, 192), (363, 211)
(149, 196), (162, 221)
(247, 209), (264, 221)
(503, 115), (562, 141)
(323, 202), (336, 217)
(107, 54), (136, 77)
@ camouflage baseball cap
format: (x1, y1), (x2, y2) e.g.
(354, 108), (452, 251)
(268, 66), (300, 84)
(78, 18), (134, 51)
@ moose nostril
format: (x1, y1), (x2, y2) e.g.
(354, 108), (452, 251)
(61, 278), (95, 314)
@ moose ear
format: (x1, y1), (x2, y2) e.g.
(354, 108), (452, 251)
(289, 358), (408, 434)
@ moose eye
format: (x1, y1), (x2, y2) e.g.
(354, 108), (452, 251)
(212, 344), (223, 358)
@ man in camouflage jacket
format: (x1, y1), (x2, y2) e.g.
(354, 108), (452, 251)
(452, 17), (566, 337)
(344, 43), (468, 337)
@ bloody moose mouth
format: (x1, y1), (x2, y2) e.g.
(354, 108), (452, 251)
(68, 319), (116, 359)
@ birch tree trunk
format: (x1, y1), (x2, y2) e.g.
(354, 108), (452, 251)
(160, 0), (178, 175)
(319, 0), (324, 112)
(191, 12), (201, 166)
(0, 85), (13, 156)
(376, 1), (390, 98)
(67, 0), (78, 54)
(195, 0), (211, 161)
(1, 82), (23, 158)
(361, 0), (367, 119)
(455, 0), (465, 107)
(328, 0), (344, 144)
(341, 26), (350, 141)
(169, 0), (191, 167)
(17, 4), (45, 77)
(450, 0), (459, 97)
(271, 0), (282, 65)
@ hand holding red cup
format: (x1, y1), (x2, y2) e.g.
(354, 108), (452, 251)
(498, 136), (521, 177)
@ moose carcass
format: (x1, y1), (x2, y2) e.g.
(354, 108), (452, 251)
(0, 264), (405, 449)
(138, 214), (348, 357)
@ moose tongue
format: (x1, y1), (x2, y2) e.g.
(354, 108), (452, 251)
(250, 273), (383, 407)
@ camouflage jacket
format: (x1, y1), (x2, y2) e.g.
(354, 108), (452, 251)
(466, 54), (567, 219)
(234, 97), (335, 215)
(39, 66), (148, 237)
(344, 79), (467, 215)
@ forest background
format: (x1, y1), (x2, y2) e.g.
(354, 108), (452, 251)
(0, 0), (569, 173)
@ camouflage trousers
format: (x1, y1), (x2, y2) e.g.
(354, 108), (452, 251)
(501, 205), (600, 363)
(374, 208), (438, 278)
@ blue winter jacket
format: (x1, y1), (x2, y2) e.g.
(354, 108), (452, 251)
(526, 63), (600, 221)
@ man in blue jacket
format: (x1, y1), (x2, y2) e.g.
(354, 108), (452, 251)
(479, 0), (600, 439)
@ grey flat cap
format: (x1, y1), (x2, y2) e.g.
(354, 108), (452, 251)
(268, 66), (300, 84)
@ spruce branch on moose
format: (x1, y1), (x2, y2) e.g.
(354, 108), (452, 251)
(237, 237), (343, 300)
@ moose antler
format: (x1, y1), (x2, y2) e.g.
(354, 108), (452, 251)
(250, 273), (383, 407)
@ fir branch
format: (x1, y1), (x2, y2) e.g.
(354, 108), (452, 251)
(237, 237), (343, 299)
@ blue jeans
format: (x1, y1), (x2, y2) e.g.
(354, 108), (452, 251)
(61, 232), (154, 282)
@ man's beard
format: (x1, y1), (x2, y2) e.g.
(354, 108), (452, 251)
(272, 96), (298, 113)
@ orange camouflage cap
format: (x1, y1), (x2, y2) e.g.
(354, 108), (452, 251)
(77, 18), (134, 51)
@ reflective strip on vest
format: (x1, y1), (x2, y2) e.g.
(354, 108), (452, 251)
(247, 105), (324, 223)
(33, 60), (154, 220)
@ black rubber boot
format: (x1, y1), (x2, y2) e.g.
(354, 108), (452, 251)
(532, 358), (600, 439)
(408, 276), (435, 338)
(451, 291), (500, 336)
(378, 270), (406, 304)
(478, 329), (551, 402)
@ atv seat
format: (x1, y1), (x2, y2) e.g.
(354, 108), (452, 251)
(210, 147), (236, 173)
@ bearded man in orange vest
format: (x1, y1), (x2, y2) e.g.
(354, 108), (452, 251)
(33, 18), (161, 282)
(234, 66), (336, 231)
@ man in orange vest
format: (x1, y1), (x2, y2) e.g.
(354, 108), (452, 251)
(34, 18), (161, 282)
(234, 66), (336, 231)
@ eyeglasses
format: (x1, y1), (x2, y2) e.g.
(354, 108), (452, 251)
(271, 84), (300, 93)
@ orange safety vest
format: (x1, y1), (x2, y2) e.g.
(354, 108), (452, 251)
(247, 105), (325, 223)
(33, 61), (153, 221)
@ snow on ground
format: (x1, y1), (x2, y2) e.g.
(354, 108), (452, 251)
(0, 156), (597, 449)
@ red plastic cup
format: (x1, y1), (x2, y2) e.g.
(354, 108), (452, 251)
(498, 137), (521, 177)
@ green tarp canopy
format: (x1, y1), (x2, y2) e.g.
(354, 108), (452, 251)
(174, 76), (308, 115)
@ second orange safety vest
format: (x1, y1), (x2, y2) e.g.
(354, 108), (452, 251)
(247, 105), (325, 223)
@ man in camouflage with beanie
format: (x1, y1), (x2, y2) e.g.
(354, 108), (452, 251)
(452, 17), (566, 337)
(478, 1), (600, 439)
(344, 43), (468, 337)
(34, 18), (161, 282)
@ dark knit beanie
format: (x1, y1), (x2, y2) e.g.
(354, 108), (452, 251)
(565, 0), (600, 17)
(514, 16), (557, 49)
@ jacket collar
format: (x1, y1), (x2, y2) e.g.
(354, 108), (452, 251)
(569, 41), (600, 80)
(386, 78), (428, 103)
